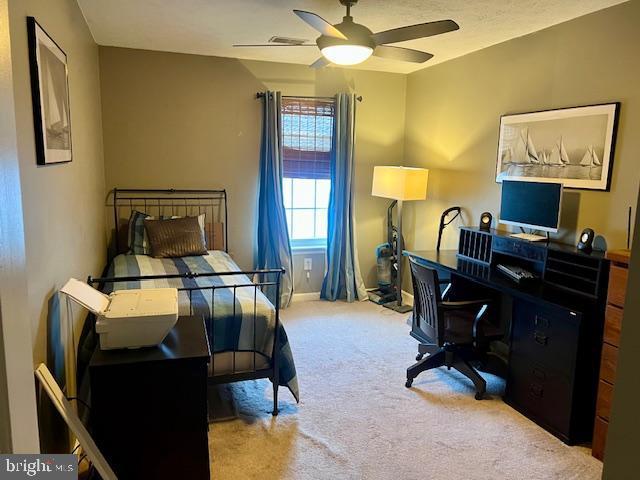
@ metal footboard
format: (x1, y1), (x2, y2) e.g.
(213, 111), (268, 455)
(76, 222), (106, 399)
(88, 268), (284, 415)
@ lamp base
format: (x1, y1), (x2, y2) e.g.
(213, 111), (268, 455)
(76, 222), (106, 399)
(382, 301), (413, 314)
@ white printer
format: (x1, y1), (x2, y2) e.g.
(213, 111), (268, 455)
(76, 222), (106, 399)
(61, 278), (179, 350)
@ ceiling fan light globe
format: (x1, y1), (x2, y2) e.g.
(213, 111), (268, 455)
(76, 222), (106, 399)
(320, 44), (373, 65)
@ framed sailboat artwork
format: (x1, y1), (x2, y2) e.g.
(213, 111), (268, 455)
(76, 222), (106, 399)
(27, 17), (73, 165)
(496, 103), (619, 191)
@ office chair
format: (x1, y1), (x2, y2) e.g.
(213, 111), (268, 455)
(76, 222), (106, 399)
(405, 258), (502, 399)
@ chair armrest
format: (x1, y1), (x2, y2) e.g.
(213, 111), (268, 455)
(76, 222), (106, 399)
(440, 282), (452, 301)
(472, 304), (490, 340)
(440, 299), (491, 310)
(440, 300), (493, 343)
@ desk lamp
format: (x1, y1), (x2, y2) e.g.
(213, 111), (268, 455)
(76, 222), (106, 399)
(372, 166), (429, 313)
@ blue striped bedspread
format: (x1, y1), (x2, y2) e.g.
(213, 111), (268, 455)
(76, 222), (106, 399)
(106, 250), (299, 402)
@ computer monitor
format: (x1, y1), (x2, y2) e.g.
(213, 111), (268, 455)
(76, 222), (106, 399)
(499, 180), (562, 233)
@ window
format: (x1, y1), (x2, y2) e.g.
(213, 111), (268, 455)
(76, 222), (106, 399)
(281, 97), (334, 247)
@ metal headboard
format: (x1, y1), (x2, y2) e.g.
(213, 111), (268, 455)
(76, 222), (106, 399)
(112, 188), (228, 254)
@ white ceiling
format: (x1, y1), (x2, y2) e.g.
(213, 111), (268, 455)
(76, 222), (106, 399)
(77, 0), (627, 74)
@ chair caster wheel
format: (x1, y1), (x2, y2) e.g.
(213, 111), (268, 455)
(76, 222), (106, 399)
(405, 379), (413, 388)
(475, 392), (484, 400)
(416, 353), (424, 361)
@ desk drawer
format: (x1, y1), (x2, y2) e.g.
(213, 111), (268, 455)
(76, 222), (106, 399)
(511, 300), (581, 377)
(608, 265), (628, 307)
(596, 380), (614, 421)
(592, 416), (608, 461)
(604, 305), (623, 347)
(506, 353), (573, 436)
(600, 343), (618, 384)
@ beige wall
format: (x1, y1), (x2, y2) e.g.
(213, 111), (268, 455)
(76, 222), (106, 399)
(403, 1), (640, 259)
(0, 0), (39, 452)
(8, 0), (106, 368)
(99, 47), (407, 287)
(292, 251), (325, 294)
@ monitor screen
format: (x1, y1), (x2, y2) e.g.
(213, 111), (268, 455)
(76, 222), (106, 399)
(499, 180), (562, 232)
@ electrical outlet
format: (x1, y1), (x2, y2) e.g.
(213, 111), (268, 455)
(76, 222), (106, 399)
(303, 258), (313, 271)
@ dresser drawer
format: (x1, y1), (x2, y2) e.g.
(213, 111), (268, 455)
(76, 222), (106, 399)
(506, 353), (573, 436)
(607, 265), (628, 307)
(511, 300), (581, 377)
(596, 380), (614, 421)
(604, 305), (623, 347)
(599, 343), (618, 384)
(592, 415), (608, 461)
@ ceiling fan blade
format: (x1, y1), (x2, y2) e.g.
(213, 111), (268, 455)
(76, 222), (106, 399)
(373, 45), (433, 63)
(310, 57), (330, 69)
(233, 44), (317, 47)
(293, 10), (348, 40)
(372, 19), (459, 45)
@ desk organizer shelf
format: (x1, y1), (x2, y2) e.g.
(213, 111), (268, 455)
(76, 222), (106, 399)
(457, 227), (609, 301)
(544, 249), (604, 299)
(458, 228), (492, 264)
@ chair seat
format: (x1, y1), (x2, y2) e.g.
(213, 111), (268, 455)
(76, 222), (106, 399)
(443, 309), (502, 344)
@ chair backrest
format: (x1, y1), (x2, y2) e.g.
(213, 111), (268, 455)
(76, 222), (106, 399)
(409, 258), (445, 346)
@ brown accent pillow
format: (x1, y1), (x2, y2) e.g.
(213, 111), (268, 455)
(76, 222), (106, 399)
(144, 216), (208, 258)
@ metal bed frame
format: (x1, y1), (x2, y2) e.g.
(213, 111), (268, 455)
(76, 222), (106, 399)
(96, 188), (285, 415)
(112, 188), (229, 254)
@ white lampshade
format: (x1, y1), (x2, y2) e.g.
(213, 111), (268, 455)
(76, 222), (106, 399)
(371, 166), (429, 201)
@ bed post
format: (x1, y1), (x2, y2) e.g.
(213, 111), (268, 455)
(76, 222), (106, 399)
(272, 270), (282, 416)
(113, 188), (119, 254)
(223, 189), (228, 253)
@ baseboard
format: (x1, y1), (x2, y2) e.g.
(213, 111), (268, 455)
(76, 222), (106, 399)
(402, 290), (414, 307)
(365, 288), (414, 307)
(292, 292), (321, 302)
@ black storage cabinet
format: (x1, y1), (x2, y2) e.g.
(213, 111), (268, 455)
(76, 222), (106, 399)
(89, 316), (210, 479)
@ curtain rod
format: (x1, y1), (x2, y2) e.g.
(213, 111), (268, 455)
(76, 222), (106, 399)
(256, 92), (363, 102)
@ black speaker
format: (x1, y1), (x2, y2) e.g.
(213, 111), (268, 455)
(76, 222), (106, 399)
(479, 212), (492, 231)
(577, 228), (595, 253)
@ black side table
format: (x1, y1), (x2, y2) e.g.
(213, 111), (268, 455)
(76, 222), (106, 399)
(90, 316), (210, 479)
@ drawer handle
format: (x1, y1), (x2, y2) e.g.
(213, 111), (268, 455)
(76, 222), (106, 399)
(529, 383), (544, 397)
(534, 316), (550, 329)
(532, 368), (546, 380)
(534, 331), (548, 346)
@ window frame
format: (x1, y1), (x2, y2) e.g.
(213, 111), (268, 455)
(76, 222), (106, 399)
(280, 96), (335, 250)
(283, 177), (330, 248)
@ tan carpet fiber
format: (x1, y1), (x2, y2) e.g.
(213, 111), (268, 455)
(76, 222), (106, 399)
(209, 300), (602, 479)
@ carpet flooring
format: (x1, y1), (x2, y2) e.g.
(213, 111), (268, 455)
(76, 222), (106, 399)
(209, 300), (603, 480)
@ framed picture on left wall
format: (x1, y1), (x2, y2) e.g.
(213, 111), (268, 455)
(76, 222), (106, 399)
(27, 17), (72, 165)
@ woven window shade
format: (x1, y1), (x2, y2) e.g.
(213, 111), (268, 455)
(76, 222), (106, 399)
(282, 97), (335, 179)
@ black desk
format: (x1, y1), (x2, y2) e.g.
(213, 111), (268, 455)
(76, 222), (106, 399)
(405, 247), (607, 445)
(405, 250), (590, 312)
(90, 316), (211, 479)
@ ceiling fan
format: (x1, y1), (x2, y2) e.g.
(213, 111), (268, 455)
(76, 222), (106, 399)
(233, 0), (459, 68)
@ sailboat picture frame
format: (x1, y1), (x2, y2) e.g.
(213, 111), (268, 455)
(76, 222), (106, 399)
(27, 17), (73, 165)
(496, 103), (619, 191)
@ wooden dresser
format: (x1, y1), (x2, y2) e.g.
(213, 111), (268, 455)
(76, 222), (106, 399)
(592, 249), (630, 461)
